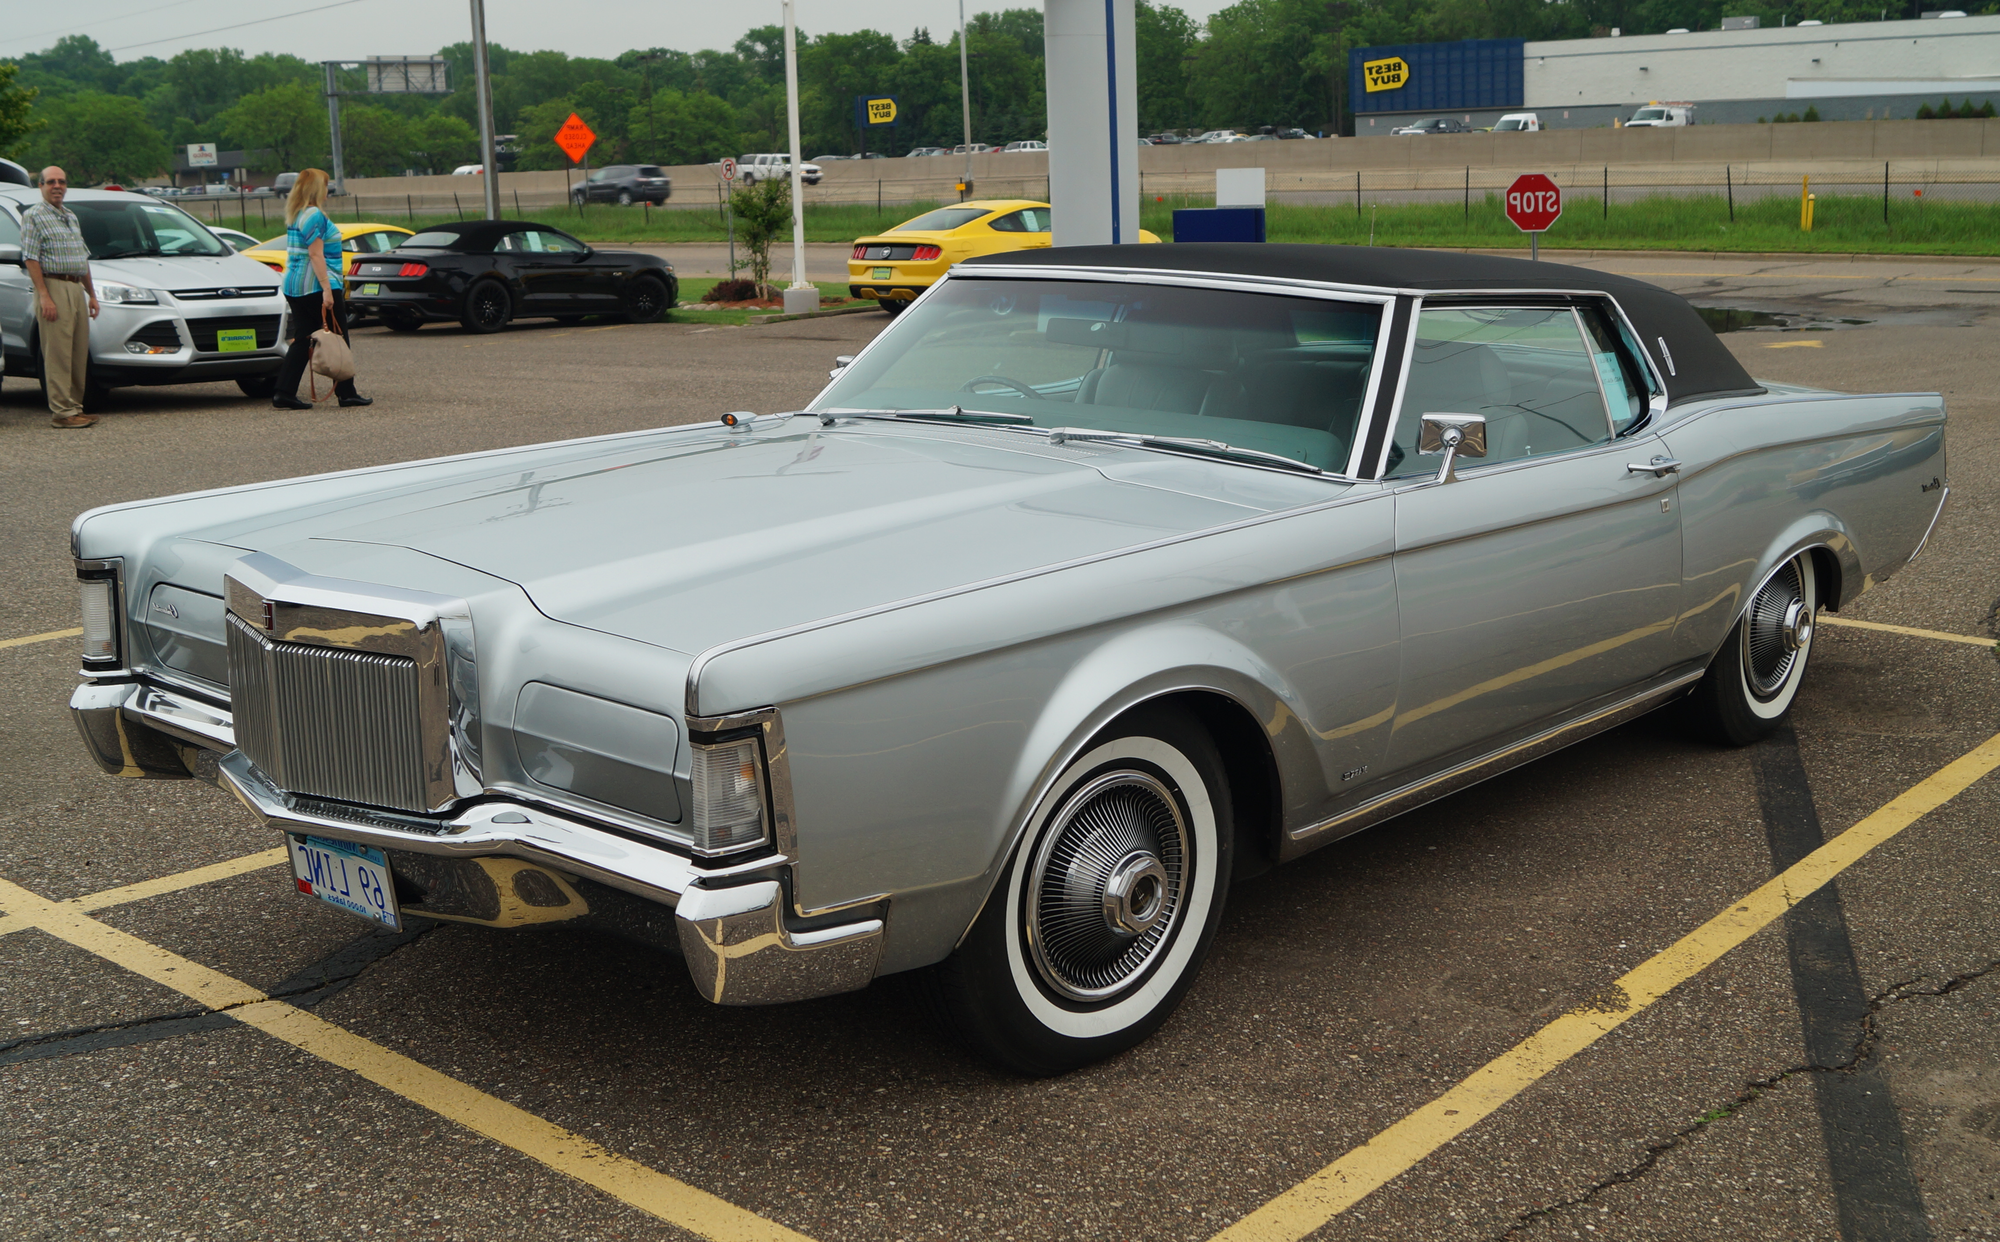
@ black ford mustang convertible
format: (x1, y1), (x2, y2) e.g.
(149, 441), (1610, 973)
(344, 219), (677, 334)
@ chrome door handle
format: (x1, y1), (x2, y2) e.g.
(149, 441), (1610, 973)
(1628, 456), (1681, 478)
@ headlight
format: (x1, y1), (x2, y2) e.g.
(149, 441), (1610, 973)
(77, 561), (122, 667)
(689, 735), (768, 856)
(97, 282), (159, 304)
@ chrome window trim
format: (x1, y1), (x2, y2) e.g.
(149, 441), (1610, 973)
(1370, 295), (1426, 478)
(1572, 306), (1621, 443)
(939, 264), (1403, 305)
(681, 482), (1391, 720)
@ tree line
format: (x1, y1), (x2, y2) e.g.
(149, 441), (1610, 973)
(0, 0), (1983, 184)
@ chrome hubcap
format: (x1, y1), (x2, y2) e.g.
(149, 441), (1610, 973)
(1027, 771), (1187, 1001)
(1744, 560), (1809, 698)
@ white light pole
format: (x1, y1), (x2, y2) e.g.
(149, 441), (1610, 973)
(782, 0), (817, 314)
(959, 0), (973, 201)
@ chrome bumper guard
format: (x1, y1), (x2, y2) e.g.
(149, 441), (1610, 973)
(71, 678), (884, 1005)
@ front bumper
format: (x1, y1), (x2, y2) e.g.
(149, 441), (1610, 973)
(70, 677), (884, 1005)
(86, 300), (287, 385)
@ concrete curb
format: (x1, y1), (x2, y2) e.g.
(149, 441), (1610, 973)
(743, 303), (888, 325)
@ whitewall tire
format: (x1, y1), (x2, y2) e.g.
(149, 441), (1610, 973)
(1685, 553), (1818, 745)
(936, 705), (1233, 1075)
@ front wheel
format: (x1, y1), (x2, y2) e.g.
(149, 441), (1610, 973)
(625, 275), (669, 323)
(459, 281), (511, 334)
(1683, 552), (1818, 745)
(935, 705), (1232, 1075)
(616, 190), (634, 206)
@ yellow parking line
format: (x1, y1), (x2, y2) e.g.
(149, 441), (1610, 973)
(0, 874), (816, 1242)
(1821, 616), (1995, 648)
(1209, 729), (2000, 1242)
(0, 627), (82, 650)
(0, 848), (290, 939)
(1764, 340), (1824, 348)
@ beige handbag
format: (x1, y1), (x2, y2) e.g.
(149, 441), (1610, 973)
(307, 303), (355, 400)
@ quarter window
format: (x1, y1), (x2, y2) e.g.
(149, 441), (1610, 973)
(988, 208), (1052, 232)
(1385, 307), (1613, 477)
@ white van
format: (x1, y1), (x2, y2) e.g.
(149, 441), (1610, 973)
(1625, 103), (1695, 127)
(1492, 113), (1541, 132)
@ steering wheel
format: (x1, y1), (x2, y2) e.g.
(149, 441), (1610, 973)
(960, 375), (1039, 400)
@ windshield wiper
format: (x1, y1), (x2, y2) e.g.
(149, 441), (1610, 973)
(1046, 427), (1324, 475)
(821, 406), (1036, 427)
(94, 247), (160, 260)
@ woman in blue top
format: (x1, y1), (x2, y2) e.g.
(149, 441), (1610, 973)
(272, 168), (370, 409)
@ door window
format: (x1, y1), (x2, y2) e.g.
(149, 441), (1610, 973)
(527, 230), (587, 254)
(988, 208), (1052, 232)
(1385, 306), (1612, 477)
(0, 209), (18, 245)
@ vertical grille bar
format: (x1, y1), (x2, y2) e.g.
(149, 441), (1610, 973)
(227, 613), (429, 811)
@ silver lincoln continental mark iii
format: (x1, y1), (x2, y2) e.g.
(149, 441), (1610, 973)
(69, 246), (1948, 1074)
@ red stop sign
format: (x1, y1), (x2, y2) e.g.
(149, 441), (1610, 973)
(1506, 174), (1562, 232)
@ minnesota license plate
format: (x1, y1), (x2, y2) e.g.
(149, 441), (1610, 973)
(289, 834), (400, 930)
(359, 283), (381, 296)
(871, 267), (892, 279)
(214, 327), (257, 353)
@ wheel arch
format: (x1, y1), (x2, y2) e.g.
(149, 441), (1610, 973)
(948, 624), (1311, 954)
(1704, 524), (1852, 669)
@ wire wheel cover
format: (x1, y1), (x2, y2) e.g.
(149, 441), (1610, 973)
(1743, 559), (1807, 698)
(1027, 771), (1189, 1001)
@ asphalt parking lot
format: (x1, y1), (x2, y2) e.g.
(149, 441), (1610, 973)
(2, 254), (1996, 1242)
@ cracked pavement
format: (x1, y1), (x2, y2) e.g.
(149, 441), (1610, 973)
(2, 257), (1996, 1240)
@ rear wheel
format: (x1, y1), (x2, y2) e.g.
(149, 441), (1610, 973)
(934, 705), (1232, 1075)
(459, 281), (511, 334)
(625, 275), (669, 324)
(1683, 553), (1818, 745)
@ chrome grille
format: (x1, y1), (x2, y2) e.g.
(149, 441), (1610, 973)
(226, 612), (429, 811)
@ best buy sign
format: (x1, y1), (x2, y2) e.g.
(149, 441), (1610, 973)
(1363, 56), (1410, 93)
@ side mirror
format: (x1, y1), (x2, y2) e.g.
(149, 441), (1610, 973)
(830, 354), (855, 379)
(0, 243), (21, 266)
(1417, 412), (1487, 484)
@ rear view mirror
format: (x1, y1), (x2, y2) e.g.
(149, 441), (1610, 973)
(0, 243), (21, 266)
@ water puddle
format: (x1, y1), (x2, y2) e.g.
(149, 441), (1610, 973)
(1694, 306), (1874, 333)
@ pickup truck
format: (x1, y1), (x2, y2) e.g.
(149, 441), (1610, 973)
(735, 154), (823, 186)
(1625, 103), (1694, 127)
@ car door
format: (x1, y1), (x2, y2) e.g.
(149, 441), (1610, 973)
(1383, 301), (1682, 778)
(0, 206), (32, 371)
(524, 229), (606, 310)
(492, 229), (567, 312)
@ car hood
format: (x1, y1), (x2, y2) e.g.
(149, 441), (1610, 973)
(188, 420), (1329, 657)
(94, 252), (283, 290)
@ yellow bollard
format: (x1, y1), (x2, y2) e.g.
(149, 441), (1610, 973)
(1800, 175), (1812, 230)
(1805, 192), (1816, 231)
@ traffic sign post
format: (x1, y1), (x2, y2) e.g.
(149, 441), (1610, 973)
(1505, 173), (1561, 260)
(717, 159), (739, 278)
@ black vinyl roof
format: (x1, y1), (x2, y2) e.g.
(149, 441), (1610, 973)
(961, 243), (1762, 406)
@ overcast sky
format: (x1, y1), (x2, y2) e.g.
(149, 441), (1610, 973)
(3, 0), (1242, 62)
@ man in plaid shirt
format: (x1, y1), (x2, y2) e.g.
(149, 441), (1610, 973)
(22, 165), (101, 429)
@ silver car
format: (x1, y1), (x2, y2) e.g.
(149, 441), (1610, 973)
(68, 246), (1947, 1074)
(0, 187), (288, 405)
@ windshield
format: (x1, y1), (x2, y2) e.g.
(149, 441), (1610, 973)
(73, 199), (230, 258)
(1632, 108), (1667, 121)
(893, 207), (990, 232)
(812, 278), (1384, 472)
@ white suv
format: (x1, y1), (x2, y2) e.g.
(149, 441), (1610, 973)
(736, 154), (823, 186)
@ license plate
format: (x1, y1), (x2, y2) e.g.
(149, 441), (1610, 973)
(214, 327), (257, 353)
(289, 834), (400, 930)
(359, 283), (381, 296)
(872, 267), (892, 279)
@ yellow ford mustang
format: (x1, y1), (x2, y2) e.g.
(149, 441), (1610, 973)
(241, 222), (416, 277)
(849, 200), (1158, 313)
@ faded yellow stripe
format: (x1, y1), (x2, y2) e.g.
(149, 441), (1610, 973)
(1210, 730), (2000, 1242)
(0, 626), (83, 650)
(1821, 616), (1994, 648)
(0, 874), (816, 1242)
(0, 848), (291, 938)
(71, 847), (291, 912)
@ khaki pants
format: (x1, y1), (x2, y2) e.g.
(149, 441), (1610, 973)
(39, 278), (90, 419)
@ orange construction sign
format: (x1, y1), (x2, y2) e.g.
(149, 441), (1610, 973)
(553, 113), (596, 164)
